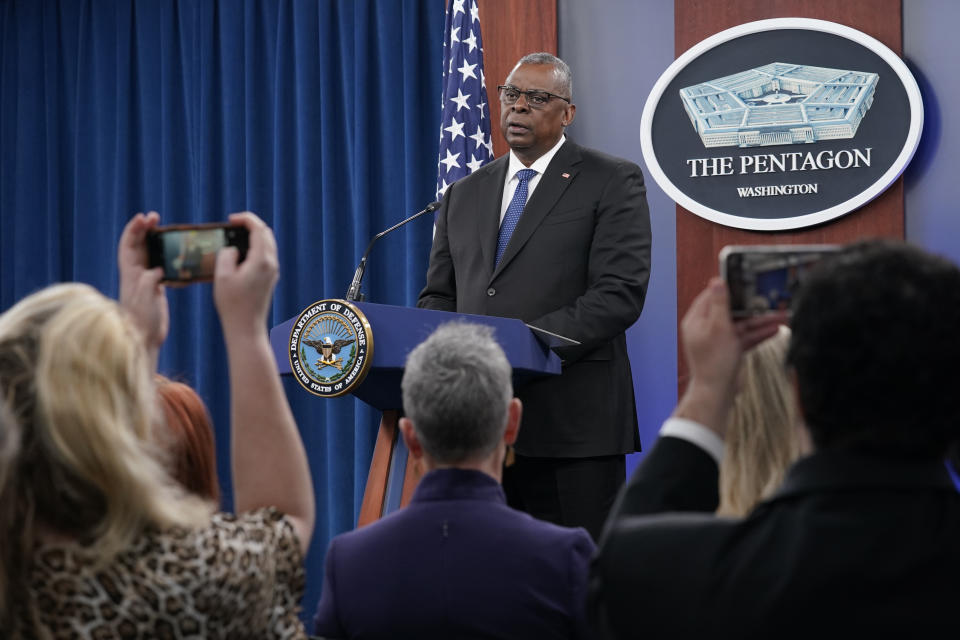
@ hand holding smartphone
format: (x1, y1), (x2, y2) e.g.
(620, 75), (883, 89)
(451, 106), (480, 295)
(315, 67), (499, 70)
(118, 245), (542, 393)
(719, 244), (839, 317)
(146, 223), (250, 284)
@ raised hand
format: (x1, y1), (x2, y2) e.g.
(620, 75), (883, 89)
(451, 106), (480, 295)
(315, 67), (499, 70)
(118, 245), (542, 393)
(118, 211), (167, 370)
(675, 278), (786, 437)
(212, 212), (279, 337)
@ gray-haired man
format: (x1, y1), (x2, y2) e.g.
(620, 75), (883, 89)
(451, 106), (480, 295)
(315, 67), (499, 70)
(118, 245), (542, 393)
(314, 322), (595, 640)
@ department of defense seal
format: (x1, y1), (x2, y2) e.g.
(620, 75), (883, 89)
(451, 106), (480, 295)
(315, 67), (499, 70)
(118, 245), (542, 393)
(288, 299), (373, 398)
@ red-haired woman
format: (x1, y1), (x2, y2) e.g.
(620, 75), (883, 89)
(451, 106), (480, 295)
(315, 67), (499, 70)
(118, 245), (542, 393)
(156, 375), (221, 502)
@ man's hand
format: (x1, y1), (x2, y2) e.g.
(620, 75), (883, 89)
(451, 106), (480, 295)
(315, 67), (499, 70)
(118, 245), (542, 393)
(118, 211), (167, 370)
(674, 278), (785, 438)
(213, 212), (279, 338)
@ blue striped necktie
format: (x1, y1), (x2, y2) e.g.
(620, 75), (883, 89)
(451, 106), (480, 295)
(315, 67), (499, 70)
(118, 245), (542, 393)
(496, 168), (537, 267)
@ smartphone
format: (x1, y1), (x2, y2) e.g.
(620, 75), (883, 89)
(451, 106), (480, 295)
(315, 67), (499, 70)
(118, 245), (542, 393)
(146, 223), (249, 284)
(719, 244), (840, 317)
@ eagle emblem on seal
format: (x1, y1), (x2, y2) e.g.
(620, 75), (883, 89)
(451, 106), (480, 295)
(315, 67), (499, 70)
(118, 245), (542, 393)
(303, 336), (355, 371)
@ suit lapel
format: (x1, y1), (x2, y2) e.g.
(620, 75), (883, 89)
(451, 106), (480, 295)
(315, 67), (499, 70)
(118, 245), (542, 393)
(473, 156), (509, 276)
(491, 141), (582, 281)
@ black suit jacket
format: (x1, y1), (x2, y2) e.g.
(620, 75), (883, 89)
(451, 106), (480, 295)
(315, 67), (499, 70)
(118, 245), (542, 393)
(418, 140), (652, 458)
(590, 436), (960, 638)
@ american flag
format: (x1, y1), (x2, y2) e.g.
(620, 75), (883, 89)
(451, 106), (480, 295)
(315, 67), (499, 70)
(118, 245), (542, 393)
(436, 0), (494, 200)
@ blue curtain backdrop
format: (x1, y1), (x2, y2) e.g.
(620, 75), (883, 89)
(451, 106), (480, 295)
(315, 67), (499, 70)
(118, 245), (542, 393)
(0, 0), (443, 621)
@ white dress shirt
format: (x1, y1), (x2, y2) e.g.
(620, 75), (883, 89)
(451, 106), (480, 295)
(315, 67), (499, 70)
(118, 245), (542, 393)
(658, 416), (726, 465)
(498, 135), (567, 225)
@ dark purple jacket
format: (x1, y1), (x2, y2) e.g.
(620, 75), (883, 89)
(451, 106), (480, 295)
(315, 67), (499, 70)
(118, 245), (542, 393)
(314, 468), (595, 639)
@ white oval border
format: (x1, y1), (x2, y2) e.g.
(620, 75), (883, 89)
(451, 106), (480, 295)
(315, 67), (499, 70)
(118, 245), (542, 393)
(640, 18), (924, 231)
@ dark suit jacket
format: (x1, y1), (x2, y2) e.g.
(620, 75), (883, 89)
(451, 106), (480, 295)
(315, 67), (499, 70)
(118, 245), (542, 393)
(417, 140), (652, 458)
(599, 435), (721, 533)
(590, 436), (960, 638)
(313, 468), (595, 639)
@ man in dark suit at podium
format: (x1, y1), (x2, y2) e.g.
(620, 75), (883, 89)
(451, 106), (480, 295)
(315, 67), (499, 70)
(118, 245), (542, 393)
(313, 322), (594, 639)
(418, 52), (652, 540)
(590, 241), (960, 637)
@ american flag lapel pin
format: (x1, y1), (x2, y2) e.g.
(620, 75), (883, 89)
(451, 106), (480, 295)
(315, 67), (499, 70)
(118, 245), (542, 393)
(562, 172), (571, 179)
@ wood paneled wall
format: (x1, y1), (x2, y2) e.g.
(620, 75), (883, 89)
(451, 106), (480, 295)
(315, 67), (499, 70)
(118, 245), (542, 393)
(478, 0), (558, 158)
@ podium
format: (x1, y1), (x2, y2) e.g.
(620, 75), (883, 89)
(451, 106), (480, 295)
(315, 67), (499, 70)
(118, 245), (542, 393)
(270, 301), (561, 526)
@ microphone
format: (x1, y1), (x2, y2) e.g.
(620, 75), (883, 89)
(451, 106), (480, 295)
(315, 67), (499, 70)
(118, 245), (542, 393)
(344, 201), (442, 302)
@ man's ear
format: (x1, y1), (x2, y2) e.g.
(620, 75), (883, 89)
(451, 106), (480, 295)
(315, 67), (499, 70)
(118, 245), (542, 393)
(562, 103), (576, 128)
(399, 417), (425, 460)
(503, 398), (522, 446)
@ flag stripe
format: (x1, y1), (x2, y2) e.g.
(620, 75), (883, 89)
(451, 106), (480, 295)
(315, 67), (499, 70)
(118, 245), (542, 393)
(437, 0), (493, 200)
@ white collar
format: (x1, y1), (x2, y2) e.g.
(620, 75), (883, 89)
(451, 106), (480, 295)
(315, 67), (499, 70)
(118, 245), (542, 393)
(505, 135), (567, 181)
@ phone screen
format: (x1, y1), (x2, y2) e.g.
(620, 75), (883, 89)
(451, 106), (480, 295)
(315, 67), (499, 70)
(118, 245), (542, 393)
(720, 245), (839, 317)
(147, 225), (249, 283)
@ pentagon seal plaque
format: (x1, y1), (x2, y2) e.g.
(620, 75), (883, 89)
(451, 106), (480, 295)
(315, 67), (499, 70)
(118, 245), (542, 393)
(641, 18), (923, 231)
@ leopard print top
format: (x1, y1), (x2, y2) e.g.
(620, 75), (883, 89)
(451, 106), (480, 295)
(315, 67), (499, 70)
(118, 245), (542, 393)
(27, 508), (307, 639)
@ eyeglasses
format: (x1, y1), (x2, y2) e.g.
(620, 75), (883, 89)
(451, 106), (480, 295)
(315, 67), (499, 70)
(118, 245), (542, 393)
(497, 85), (570, 108)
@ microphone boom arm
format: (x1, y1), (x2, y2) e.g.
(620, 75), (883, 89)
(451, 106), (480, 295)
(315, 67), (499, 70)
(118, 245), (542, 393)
(344, 201), (441, 301)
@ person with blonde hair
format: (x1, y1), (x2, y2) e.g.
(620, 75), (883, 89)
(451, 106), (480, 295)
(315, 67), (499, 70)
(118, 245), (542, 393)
(0, 400), (18, 554)
(718, 325), (807, 517)
(0, 211), (314, 638)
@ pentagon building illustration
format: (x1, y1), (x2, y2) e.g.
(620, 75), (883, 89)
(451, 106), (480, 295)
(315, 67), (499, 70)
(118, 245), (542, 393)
(679, 62), (878, 148)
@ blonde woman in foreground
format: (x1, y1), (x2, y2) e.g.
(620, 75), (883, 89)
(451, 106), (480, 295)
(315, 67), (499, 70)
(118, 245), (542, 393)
(0, 211), (313, 638)
(718, 325), (809, 517)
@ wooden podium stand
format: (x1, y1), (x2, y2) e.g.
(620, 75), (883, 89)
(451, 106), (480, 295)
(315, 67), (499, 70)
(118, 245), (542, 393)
(270, 302), (561, 527)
